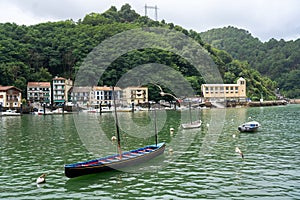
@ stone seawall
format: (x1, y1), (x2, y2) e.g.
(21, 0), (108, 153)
(290, 99), (300, 104)
(248, 100), (287, 107)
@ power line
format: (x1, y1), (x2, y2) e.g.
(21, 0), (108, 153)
(145, 4), (158, 21)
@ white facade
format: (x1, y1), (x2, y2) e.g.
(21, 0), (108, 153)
(0, 86), (22, 108)
(52, 77), (73, 104)
(91, 86), (122, 106)
(27, 82), (51, 103)
(70, 86), (92, 106)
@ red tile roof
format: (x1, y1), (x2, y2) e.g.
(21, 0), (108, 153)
(93, 86), (121, 91)
(27, 82), (51, 87)
(0, 86), (22, 92)
(53, 77), (66, 80)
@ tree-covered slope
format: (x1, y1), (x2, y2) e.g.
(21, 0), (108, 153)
(200, 26), (300, 98)
(0, 4), (276, 101)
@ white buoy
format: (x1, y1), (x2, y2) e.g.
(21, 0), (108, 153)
(235, 147), (244, 159)
(111, 136), (117, 142)
(170, 128), (174, 136)
(36, 173), (46, 184)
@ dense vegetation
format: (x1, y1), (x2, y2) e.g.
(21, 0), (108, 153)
(200, 26), (300, 98)
(0, 4), (277, 101)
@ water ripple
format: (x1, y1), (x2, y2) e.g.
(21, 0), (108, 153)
(0, 105), (299, 199)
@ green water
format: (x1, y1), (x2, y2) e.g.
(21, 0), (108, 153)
(0, 105), (299, 199)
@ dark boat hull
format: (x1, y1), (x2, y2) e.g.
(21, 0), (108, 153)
(65, 143), (166, 178)
(238, 126), (259, 132)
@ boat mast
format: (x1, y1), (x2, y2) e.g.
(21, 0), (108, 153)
(189, 101), (192, 124)
(112, 86), (122, 159)
(154, 107), (158, 146)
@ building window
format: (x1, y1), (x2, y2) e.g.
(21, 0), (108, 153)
(235, 86), (239, 93)
(220, 87), (224, 93)
(226, 87), (229, 93)
(210, 87), (214, 93)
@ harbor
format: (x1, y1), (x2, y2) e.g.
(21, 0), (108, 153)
(1, 104), (299, 199)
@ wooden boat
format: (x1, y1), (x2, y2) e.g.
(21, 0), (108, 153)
(64, 143), (165, 178)
(181, 120), (202, 129)
(238, 121), (260, 132)
(65, 87), (165, 178)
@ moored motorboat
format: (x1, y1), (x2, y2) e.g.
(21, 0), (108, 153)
(238, 121), (260, 132)
(0, 109), (21, 116)
(34, 109), (53, 115)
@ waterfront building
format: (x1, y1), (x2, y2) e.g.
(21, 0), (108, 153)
(52, 76), (73, 105)
(122, 87), (148, 105)
(27, 82), (51, 104)
(69, 86), (92, 106)
(0, 86), (22, 108)
(91, 86), (122, 106)
(201, 77), (246, 101)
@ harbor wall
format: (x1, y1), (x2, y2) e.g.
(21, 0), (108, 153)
(290, 99), (300, 104)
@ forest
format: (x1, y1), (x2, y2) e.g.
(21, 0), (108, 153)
(200, 26), (300, 98)
(0, 4), (280, 101)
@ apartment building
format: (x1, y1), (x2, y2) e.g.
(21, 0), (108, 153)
(69, 86), (92, 106)
(0, 86), (22, 108)
(91, 86), (122, 106)
(52, 76), (73, 105)
(27, 82), (51, 104)
(122, 86), (148, 105)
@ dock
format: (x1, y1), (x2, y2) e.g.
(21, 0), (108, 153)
(248, 100), (287, 107)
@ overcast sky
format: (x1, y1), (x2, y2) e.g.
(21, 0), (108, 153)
(0, 0), (299, 42)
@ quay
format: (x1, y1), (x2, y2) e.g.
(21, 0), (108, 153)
(248, 100), (288, 107)
(290, 99), (300, 104)
(201, 100), (289, 108)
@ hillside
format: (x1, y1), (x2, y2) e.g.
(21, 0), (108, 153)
(0, 4), (276, 101)
(200, 26), (300, 98)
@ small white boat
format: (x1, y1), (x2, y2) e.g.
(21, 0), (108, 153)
(0, 109), (21, 116)
(52, 108), (69, 114)
(181, 120), (202, 129)
(34, 109), (53, 115)
(82, 108), (97, 113)
(238, 121), (260, 132)
(181, 101), (201, 129)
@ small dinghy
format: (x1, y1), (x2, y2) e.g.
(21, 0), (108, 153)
(238, 121), (260, 132)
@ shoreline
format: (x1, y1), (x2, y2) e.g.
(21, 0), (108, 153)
(204, 99), (297, 108)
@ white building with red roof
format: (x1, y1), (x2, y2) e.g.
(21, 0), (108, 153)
(0, 86), (22, 108)
(27, 82), (51, 104)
